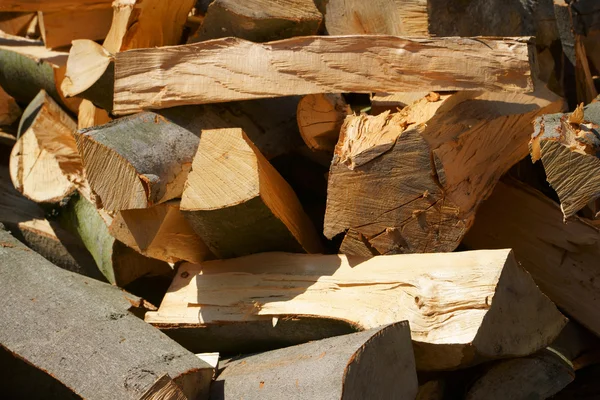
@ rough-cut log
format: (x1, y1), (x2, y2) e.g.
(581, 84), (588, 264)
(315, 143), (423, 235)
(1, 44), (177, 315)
(0, 84), (21, 126)
(78, 99), (302, 211)
(370, 91), (430, 111)
(9, 90), (85, 204)
(297, 93), (349, 153)
(146, 250), (566, 371)
(211, 322), (418, 400)
(38, 8), (113, 49)
(194, 0), (322, 43)
(463, 179), (600, 337)
(465, 349), (574, 400)
(325, 88), (564, 254)
(0, 228), (213, 400)
(530, 101), (600, 219)
(109, 200), (212, 264)
(77, 99), (111, 129)
(58, 194), (173, 286)
(0, 11), (35, 36)
(111, 36), (536, 114)
(0, 0), (112, 12)
(181, 128), (322, 258)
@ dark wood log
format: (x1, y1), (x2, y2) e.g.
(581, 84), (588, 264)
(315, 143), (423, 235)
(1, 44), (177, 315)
(0, 227), (213, 400)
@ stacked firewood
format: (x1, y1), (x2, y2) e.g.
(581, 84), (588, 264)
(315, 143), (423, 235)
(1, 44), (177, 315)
(0, 0), (599, 399)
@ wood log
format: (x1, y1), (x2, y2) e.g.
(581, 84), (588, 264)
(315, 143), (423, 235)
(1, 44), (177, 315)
(38, 8), (113, 49)
(77, 98), (110, 129)
(0, 84), (21, 126)
(462, 179), (600, 337)
(109, 200), (213, 264)
(325, 87), (564, 254)
(0, 227), (213, 400)
(181, 128), (322, 258)
(0, 0), (112, 12)
(108, 36), (536, 114)
(194, 0), (322, 43)
(530, 101), (600, 219)
(552, 364), (600, 399)
(210, 322), (418, 400)
(78, 99), (302, 211)
(0, 11), (35, 36)
(416, 380), (445, 400)
(297, 93), (349, 153)
(465, 349), (575, 399)
(146, 250), (566, 371)
(9, 90), (85, 204)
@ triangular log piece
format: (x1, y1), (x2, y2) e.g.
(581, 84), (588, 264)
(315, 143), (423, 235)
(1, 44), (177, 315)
(0, 84), (21, 126)
(146, 250), (566, 371)
(110, 36), (536, 114)
(181, 127), (322, 258)
(0, 12), (36, 36)
(325, 88), (564, 254)
(297, 93), (349, 154)
(463, 178), (600, 337)
(0, 228), (213, 400)
(38, 8), (113, 49)
(210, 322), (417, 400)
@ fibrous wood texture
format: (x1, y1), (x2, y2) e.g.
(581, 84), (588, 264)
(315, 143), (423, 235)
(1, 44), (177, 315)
(325, 88), (564, 255)
(211, 322), (418, 400)
(0, 228), (213, 400)
(9, 90), (84, 203)
(0, 12), (35, 37)
(181, 128), (322, 258)
(146, 250), (566, 371)
(297, 93), (349, 153)
(38, 8), (113, 49)
(0, 1), (112, 12)
(195, 0), (322, 43)
(530, 100), (600, 219)
(0, 84), (21, 126)
(463, 179), (600, 337)
(112, 36), (536, 114)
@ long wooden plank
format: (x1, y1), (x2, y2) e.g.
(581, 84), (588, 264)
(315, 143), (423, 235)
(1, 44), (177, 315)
(112, 36), (536, 114)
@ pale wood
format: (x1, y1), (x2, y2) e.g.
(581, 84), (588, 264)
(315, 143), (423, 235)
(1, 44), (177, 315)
(78, 99), (111, 130)
(211, 323), (418, 400)
(463, 179), (600, 337)
(0, 228), (212, 400)
(139, 375), (187, 400)
(194, 0), (322, 43)
(38, 8), (112, 49)
(297, 93), (349, 153)
(0, 0), (112, 12)
(109, 200), (213, 264)
(112, 36), (536, 114)
(181, 128), (322, 258)
(370, 92), (430, 110)
(146, 250), (566, 371)
(9, 90), (85, 203)
(0, 84), (21, 125)
(325, 87), (564, 254)
(530, 101), (600, 219)
(0, 11), (35, 36)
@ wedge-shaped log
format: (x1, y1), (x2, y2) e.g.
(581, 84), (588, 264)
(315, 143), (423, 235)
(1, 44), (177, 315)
(38, 8), (113, 49)
(110, 36), (536, 114)
(0, 12), (36, 36)
(181, 128), (322, 258)
(325, 88), (564, 254)
(211, 322), (417, 400)
(146, 250), (566, 370)
(530, 101), (600, 219)
(297, 93), (349, 153)
(463, 179), (600, 337)
(0, 228), (212, 400)
(0, 84), (21, 126)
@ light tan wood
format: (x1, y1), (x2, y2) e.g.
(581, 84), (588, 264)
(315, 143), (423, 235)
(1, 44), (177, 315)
(325, 87), (565, 254)
(0, 12), (35, 36)
(109, 200), (212, 264)
(0, 1), (112, 12)
(61, 39), (113, 99)
(146, 249), (566, 371)
(139, 375), (187, 400)
(463, 179), (600, 337)
(0, 85), (21, 126)
(297, 93), (350, 153)
(370, 92), (431, 110)
(112, 36), (536, 114)
(38, 8), (112, 49)
(181, 128), (322, 258)
(77, 99), (110, 129)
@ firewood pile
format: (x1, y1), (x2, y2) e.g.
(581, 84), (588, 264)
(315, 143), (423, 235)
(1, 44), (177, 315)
(1, 0), (600, 399)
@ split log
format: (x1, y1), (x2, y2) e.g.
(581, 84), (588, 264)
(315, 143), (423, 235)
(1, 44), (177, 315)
(109, 200), (213, 264)
(9, 90), (85, 203)
(181, 128), (322, 258)
(0, 228), (213, 400)
(370, 91), (430, 112)
(0, 0), (112, 12)
(0, 11), (35, 36)
(194, 0), (322, 43)
(465, 349), (574, 400)
(462, 179), (600, 337)
(38, 8), (113, 49)
(530, 101), (600, 219)
(146, 249), (566, 371)
(78, 99), (302, 211)
(0, 84), (21, 126)
(416, 380), (445, 400)
(109, 36), (536, 114)
(210, 322), (418, 400)
(325, 88), (564, 255)
(77, 98), (110, 129)
(297, 93), (349, 153)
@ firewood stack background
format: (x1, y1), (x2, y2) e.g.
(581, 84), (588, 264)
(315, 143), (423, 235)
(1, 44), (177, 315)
(1, 0), (600, 399)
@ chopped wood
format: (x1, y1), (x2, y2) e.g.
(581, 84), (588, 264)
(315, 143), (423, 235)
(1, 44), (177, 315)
(138, 375), (188, 400)
(110, 36), (536, 114)
(297, 93), (349, 153)
(325, 88), (564, 254)
(416, 380), (445, 400)
(370, 91), (430, 111)
(0, 84), (21, 126)
(463, 179), (600, 337)
(551, 322), (600, 370)
(109, 200), (213, 264)
(552, 364), (600, 399)
(181, 128), (322, 258)
(77, 99), (111, 129)
(0, 1), (112, 12)
(0, 227), (213, 400)
(146, 250), (566, 371)
(9, 90), (85, 203)
(38, 8), (113, 49)
(530, 101), (600, 219)
(193, 0), (322, 43)
(211, 322), (418, 400)
(0, 11), (35, 36)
